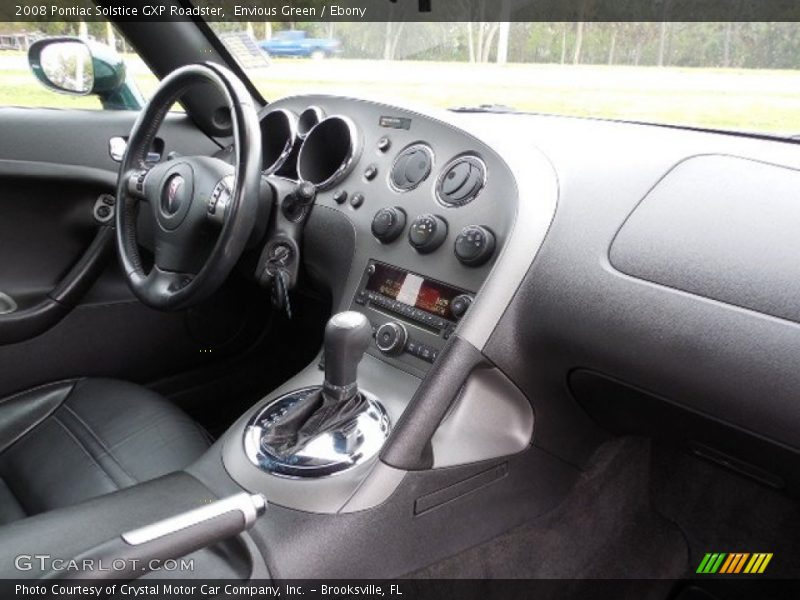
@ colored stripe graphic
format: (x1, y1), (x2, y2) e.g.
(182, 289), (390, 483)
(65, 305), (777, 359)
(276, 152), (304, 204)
(720, 553), (737, 574)
(698, 552), (773, 574)
(697, 553), (727, 574)
(733, 553), (750, 573)
(696, 554), (713, 573)
(744, 554), (761, 573)
(720, 554), (736, 573)
(758, 553), (773, 573)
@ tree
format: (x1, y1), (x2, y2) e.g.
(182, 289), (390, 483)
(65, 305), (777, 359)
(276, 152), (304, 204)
(723, 22), (734, 67)
(496, 22), (510, 65)
(657, 22), (670, 66)
(495, 0), (511, 65)
(383, 22), (405, 60)
(466, 22), (476, 62)
(607, 23), (618, 65)
(573, 21), (585, 64)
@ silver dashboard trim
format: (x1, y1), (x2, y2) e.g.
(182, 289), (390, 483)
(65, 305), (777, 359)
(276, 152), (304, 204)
(0, 292), (17, 315)
(298, 105), (325, 139)
(434, 154), (488, 208)
(450, 115), (559, 350)
(261, 108), (298, 176)
(387, 142), (435, 193)
(297, 114), (361, 191)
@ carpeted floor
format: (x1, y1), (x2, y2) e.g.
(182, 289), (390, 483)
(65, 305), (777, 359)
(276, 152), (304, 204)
(650, 441), (800, 579)
(411, 436), (800, 598)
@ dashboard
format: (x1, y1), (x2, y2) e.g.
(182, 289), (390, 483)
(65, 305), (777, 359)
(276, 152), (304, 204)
(255, 96), (517, 377)
(246, 93), (800, 495)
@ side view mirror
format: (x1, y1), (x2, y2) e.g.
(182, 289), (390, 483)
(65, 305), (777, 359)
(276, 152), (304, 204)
(28, 37), (144, 110)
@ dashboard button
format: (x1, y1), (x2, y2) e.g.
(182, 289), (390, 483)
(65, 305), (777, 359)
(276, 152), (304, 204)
(333, 190), (348, 204)
(408, 214), (448, 254)
(455, 225), (496, 267)
(350, 193), (365, 208)
(451, 294), (473, 319)
(364, 164), (378, 181)
(377, 137), (391, 153)
(371, 207), (407, 243)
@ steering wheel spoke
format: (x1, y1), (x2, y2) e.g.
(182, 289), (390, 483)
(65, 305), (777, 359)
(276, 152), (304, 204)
(125, 167), (151, 201)
(146, 267), (195, 299)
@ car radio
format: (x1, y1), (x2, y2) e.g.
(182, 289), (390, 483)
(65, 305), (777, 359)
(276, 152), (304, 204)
(350, 260), (474, 375)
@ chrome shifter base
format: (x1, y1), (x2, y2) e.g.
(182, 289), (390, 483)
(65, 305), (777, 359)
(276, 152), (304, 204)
(244, 386), (391, 478)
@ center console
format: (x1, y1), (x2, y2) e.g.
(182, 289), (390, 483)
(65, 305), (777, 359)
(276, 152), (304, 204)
(220, 96), (524, 515)
(353, 260), (474, 377)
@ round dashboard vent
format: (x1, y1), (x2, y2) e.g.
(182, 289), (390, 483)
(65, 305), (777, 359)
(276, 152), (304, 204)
(390, 144), (433, 192)
(436, 155), (486, 207)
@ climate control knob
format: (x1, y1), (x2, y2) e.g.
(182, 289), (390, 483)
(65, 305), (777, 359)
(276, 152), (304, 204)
(375, 322), (408, 355)
(408, 214), (447, 254)
(455, 225), (496, 266)
(371, 207), (407, 243)
(451, 294), (473, 319)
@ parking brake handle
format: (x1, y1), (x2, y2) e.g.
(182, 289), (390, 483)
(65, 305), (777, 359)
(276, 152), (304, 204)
(44, 492), (266, 581)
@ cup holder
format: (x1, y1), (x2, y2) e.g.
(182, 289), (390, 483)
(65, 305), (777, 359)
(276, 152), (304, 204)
(0, 292), (17, 315)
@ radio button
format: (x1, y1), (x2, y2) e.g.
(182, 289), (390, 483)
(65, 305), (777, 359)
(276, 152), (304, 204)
(375, 322), (407, 355)
(451, 294), (473, 319)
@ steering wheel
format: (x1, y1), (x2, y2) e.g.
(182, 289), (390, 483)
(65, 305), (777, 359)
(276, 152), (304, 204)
(115, 63), (262, 310)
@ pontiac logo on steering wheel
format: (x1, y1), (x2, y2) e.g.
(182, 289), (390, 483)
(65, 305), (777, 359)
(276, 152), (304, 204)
(162, 174), (185, 215)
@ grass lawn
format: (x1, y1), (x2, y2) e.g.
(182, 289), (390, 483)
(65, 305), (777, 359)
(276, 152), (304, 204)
(2, 52), (800, 134)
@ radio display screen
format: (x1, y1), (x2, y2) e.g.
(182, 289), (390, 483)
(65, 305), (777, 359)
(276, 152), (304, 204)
(365, 263), (463, 320)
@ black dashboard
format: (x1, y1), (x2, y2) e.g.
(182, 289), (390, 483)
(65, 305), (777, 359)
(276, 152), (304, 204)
(252, 94), (800, 494)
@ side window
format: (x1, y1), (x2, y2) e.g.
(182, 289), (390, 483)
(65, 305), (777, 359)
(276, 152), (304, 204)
(0, 21), (157, 110)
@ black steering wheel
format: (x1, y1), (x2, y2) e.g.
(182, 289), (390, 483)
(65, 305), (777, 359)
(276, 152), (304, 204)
(115, 63), (262, 310)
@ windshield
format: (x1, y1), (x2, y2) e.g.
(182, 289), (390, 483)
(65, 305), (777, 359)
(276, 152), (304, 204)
(211, 22), (800, 136)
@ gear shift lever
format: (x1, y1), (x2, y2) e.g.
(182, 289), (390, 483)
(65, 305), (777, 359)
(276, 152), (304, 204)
(251, 311), (390, 476)
(323, 311), (372, 402)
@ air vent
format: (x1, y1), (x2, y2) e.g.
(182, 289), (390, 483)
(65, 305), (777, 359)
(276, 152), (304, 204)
(390, 144), (433, 192)
(437, 156), (486, 207)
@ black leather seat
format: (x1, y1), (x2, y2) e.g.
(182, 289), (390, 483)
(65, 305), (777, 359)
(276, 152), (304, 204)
(0, 378), (210, 525)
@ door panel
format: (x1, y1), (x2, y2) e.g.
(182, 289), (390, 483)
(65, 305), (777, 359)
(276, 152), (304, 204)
(0, 108), (263, 399)
(0, 163), (111, 304)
